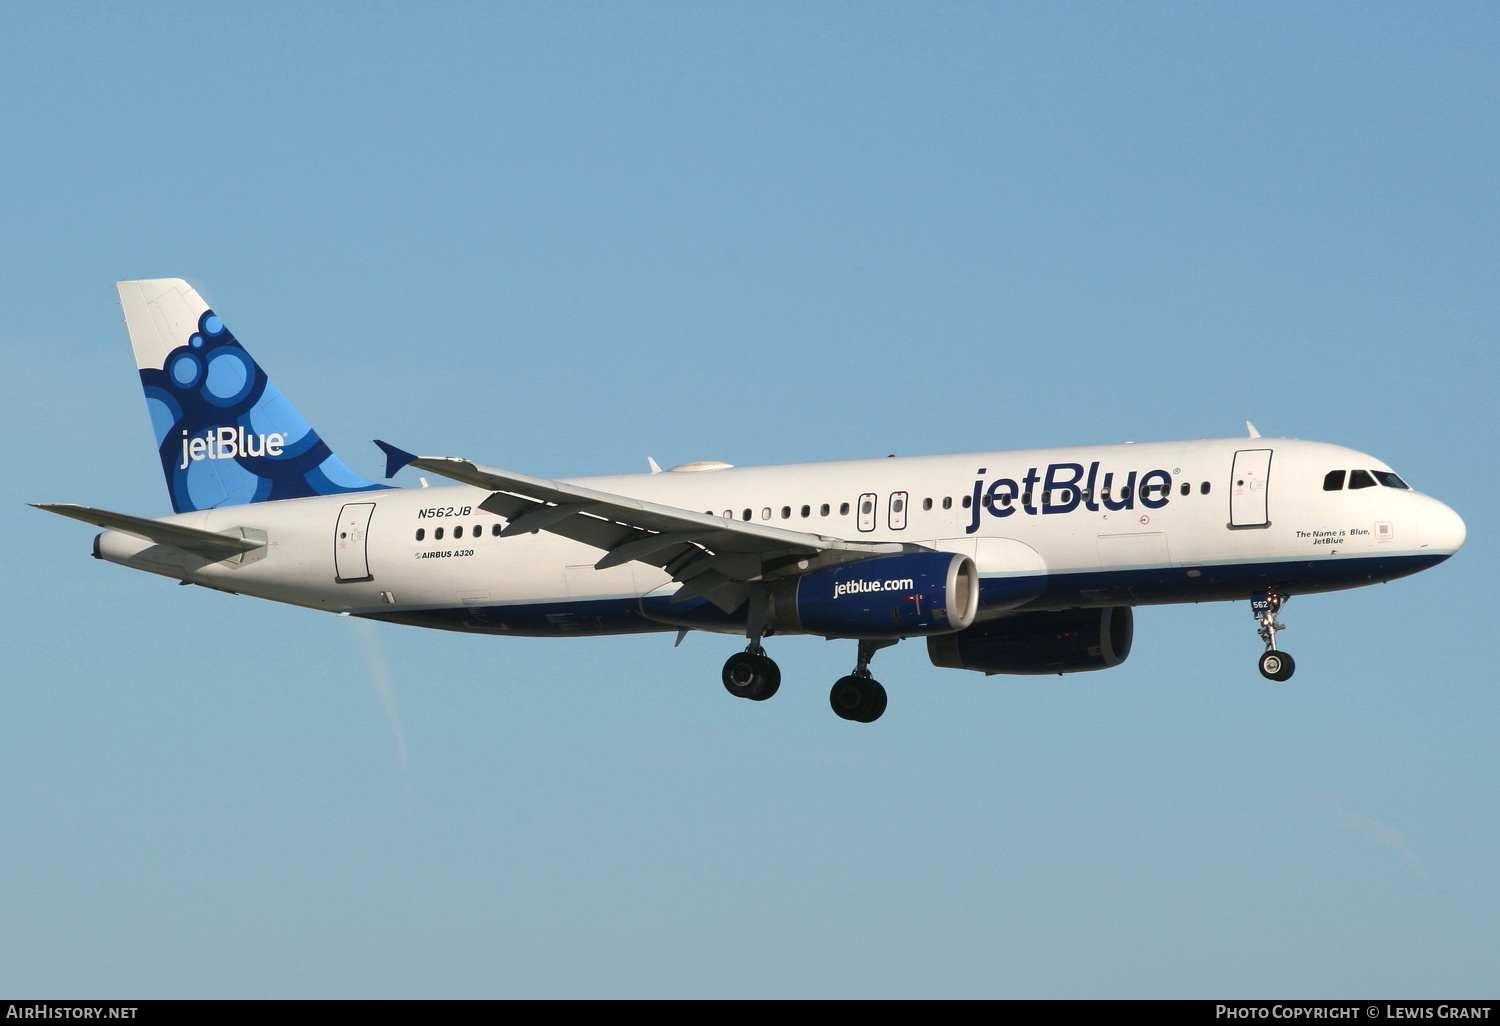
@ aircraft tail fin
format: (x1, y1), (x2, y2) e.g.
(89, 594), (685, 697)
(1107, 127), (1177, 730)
(117, 278), (387, 513)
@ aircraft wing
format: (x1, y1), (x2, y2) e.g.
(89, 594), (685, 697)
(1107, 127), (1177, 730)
(374, 441), (904, 612)
(33, 503), (266, 559)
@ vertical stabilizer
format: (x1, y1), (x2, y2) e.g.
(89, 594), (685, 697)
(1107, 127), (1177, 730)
(118, 278), (387, 512)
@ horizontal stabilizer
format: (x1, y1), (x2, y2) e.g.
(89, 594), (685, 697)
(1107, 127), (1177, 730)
(373, 439), (418, 479)
(32, 503), (265, 559)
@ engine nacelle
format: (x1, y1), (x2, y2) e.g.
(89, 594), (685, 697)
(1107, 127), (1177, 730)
(926, 606), (1133, 675)
(771, 551), (979, 639)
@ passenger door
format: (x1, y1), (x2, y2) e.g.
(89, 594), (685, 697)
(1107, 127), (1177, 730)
(1229, 449), (1272, 528)
(334, 502), (376, 581)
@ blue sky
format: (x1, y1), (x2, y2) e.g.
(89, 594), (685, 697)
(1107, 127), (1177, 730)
(3, 1), (1496, 998)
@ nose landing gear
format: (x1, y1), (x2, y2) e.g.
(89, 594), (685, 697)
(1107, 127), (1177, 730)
(1258, 648), (1295, 681)
(1252, 589), (1296, 681)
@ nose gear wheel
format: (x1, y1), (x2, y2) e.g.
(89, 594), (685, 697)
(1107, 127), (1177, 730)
(1251, 589), (1295, 681)
(1258, 649), (1295, 681)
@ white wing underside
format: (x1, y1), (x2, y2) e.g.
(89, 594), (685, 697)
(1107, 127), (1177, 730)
(389, 450), (908, 613)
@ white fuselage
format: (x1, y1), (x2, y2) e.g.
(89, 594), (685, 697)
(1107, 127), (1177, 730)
(94, 436), (1465, 637)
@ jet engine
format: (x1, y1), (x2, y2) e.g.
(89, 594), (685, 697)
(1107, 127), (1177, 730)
(926, 606), (1133, 674)
(770, 551), (979, 639)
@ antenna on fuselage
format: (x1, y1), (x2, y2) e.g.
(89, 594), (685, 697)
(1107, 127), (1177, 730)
(1245, 421), (1261, 438)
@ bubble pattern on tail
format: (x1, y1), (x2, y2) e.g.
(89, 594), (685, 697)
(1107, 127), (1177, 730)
(139, 308), (386, 512)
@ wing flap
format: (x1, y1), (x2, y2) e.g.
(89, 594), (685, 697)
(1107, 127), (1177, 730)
(400, 451), (838, 554)
(374, 442), (906, 596)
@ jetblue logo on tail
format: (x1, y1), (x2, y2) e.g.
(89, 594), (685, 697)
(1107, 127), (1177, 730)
(137, 306), (386, 512)
(177, 427), (287, 468)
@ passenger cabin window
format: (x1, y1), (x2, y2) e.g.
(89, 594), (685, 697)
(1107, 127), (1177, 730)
(942, 496), (952, 510)
(1348, 470), (1376, 489)
(435, 527), (444, 540)
(839, 502), (850, 516)
(416, 528), (425, 541)
(492, 524), (502, 536)
(1180, 482), (1190, 496)
(781, 506), (791, 519)
(1323, 470), (1346, 491)
(801, 505), (810, 517)
(820, 504), (830, 516)
(454, 525), (463, 539)
(1200, 482), (1211, 495)
(742, 509), (752, 521)
(922, 498), (933, 511)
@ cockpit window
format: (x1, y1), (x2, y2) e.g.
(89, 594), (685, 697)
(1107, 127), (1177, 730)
(1373, 471), (1409, 489)
(1323, 470), (1346, 491)
(1348, 469), (1376, 489)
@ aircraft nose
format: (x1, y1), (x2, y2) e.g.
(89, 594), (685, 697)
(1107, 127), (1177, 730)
(1419, 497), (1466, 554)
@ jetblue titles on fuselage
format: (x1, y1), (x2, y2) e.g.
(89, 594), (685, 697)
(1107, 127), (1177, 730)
(965, 461), (1173, 532)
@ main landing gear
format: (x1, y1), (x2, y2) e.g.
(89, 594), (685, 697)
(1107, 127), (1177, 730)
(722, 644), (780, 701)
(723, 595), (782, 702)
(719, 635), (895, 723)
(829, 639), (895, 723)
(1252, 588), (1296, 681)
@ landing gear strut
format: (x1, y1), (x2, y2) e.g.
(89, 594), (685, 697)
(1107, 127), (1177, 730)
(830, 639), (895, 723)
(1252, 589), (1296, 681)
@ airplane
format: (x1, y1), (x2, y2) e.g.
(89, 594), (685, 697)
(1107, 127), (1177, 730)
(35, 278), (1467, 723)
